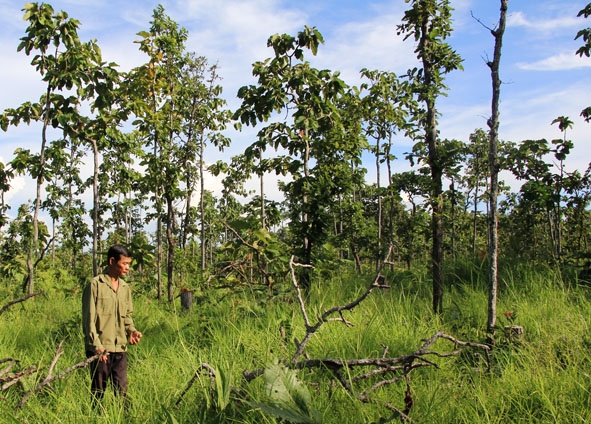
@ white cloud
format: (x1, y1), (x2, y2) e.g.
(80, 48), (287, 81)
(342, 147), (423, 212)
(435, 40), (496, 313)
(508, 11), (581, 31)
(3, 175), (25, 204)
(316, 12), (417, 84)
(518, 52), (591, 71)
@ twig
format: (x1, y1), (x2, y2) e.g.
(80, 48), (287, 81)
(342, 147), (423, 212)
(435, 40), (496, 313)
(0, 358), (18, 378)
(175, 363), (216, 406)
(1, 365), (37, 391)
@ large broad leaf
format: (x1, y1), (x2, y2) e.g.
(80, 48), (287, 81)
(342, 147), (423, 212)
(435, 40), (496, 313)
(248, 363), (321, 423)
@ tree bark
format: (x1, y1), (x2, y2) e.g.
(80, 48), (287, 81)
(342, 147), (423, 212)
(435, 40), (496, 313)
(486, 0), (508, 337)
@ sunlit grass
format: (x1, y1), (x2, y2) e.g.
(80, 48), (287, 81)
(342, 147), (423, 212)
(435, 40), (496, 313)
(1, 262), (591, 422)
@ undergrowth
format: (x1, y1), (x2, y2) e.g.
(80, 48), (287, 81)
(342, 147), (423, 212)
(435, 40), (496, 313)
(1, 261), (591, 423)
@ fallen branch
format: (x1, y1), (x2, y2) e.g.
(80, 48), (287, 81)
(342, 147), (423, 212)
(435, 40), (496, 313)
(244, 330), (490, 382)
(16, 342), (105, 409)
(289, 245), (392, 363)
(175, 363), (216, 406)
(243, 330), (489, 422)
(0, 291), (44, 317)
(241, 244), (491, 421)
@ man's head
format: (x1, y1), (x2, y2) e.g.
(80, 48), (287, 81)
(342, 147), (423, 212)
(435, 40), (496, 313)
(107, 244), (132, 278)
(108, 244), (131, 263)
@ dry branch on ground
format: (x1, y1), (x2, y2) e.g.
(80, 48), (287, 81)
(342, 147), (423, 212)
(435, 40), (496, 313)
(0, 291), (44, 316)
(239, 246), (491, 420)
(0, 341), (104, 409)
(178, 244), (491, 421)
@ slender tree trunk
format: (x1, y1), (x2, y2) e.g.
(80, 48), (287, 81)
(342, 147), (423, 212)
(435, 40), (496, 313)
(25, 85), (52, 294)
(450, 179), (456, 261)
(386, 133), (395, 271)
(472, 171), (480, 256)
(260, 145), (266, 230)
(199, 133), (206, 270)
(431, 160), (445, 315)
(91, 139), (100, 276)
(486, 0), (508, 337)
(423, 69), (445, 314)
(166, 194), (175, 302)
(301, 127), (312, 291)
(154, 137), (163, 301)
(376, 138), (382, 271)
(156, 216), (163, 300)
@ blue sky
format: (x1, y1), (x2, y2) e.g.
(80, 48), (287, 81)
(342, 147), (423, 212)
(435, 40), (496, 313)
(1, 0), (590, 217)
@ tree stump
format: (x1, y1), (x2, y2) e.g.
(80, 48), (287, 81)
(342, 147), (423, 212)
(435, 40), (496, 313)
(504, 325), (524, 339)
(180, 290), (193, 310)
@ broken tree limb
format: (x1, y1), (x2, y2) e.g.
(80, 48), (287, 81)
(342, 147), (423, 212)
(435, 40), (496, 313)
(175, 363), (216, 406)
(243, 330), (490, 383)
(16, 342), (105, 409)
(242, 245), (491, 419)
(289, 245), (393, 363)
(289, 246), (392, 362)
(1, 358), (37, 392)
(0, 291), (44, 317)
(242, 330), (490, 422)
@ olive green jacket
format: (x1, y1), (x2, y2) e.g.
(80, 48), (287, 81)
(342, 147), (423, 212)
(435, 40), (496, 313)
(82, 273), (137, 353)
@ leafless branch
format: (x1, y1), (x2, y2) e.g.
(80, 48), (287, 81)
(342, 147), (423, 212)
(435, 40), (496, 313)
(290, 244), (393, 363)
(0, 291), (44, 317)
(1, 359), (37, 391)
(175, 363), (216, 406)
(242, 244), (491, 420)
(16, 343), (105, 409)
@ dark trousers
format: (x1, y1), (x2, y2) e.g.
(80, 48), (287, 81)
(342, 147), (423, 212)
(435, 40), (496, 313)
(86, 350), (128, 403)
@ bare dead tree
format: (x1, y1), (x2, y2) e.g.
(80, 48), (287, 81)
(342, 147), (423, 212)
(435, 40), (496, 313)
(472, 0), (509, 340)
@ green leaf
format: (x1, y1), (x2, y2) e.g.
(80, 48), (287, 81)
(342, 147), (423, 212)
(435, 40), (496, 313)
(251, 363), (321, 423)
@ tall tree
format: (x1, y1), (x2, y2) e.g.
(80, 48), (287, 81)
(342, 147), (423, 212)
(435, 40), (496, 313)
(484, 0), (508, 337)
(359, 69), (417, 267)
(2, 3), (120, 291)
(234, 27), (364, 290)
(397, 0), (463, 313)
(576, 3), (591, 121)
(131, 5), (188, 301)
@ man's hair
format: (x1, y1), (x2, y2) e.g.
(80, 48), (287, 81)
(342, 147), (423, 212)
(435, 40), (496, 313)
(108, 244), (131, 262)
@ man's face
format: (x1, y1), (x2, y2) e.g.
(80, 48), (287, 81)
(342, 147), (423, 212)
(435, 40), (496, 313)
(110, 255), (132, 278)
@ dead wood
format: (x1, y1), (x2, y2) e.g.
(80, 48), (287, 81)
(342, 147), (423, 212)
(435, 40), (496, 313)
(289, 248), (391, 363)
(1, 358), (38, 392)
(10, 341), (105, 409)
(0, 291), (44, 317)
(240, 244), (491, 420)
(177, 243), (490, 421)
(175, 363), (216, 406)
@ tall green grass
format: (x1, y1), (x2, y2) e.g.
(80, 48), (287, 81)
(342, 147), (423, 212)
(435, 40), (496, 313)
(1, 261), (591, 423)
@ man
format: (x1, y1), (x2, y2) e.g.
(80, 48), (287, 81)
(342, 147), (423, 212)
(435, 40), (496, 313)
(82, 244), (142, 404)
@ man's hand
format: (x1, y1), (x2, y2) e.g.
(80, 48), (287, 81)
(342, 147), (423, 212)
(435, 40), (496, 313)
(96, 348), (108, 363)
(129, 330), (143, 345)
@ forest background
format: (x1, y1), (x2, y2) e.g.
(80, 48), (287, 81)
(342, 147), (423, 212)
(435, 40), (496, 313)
(1, 0), (591, 422)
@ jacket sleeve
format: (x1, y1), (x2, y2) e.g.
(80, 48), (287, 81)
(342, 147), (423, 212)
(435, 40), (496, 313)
(82, 280), (104, 351)
(123, 286), (137, 336)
